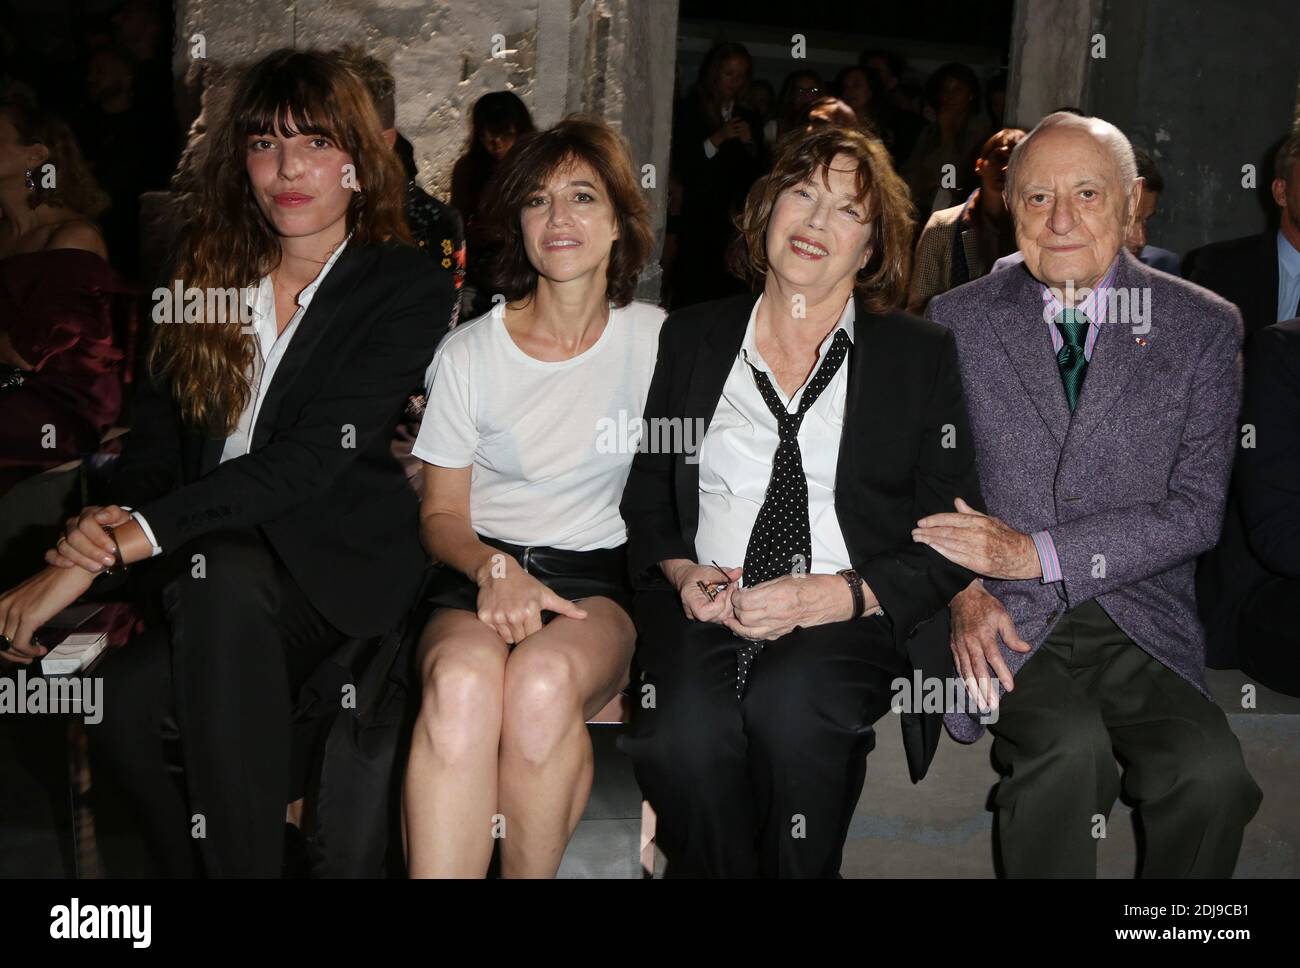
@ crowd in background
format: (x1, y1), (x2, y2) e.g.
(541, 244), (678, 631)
(663, 42), (1011, 310)
(3, 9), (1298, 671)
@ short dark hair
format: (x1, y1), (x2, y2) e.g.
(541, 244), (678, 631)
(339, 46), (397, 129)
(924, 62), (980, 113)
(778, 70), (824, 108)
(978, 127), (1025, 158)
(471, 90), (535, 142)
(1275, 129), (1300, 183)
(859, 48), (905, 84)
(698, 42), (753, 94)
(1132, 146), (1164, 194)
(831, 64), (885, 123)
(798, 96), (866, 133)
(480, 116), (654, 308)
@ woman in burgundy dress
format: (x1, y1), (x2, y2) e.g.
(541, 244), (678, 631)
(0, 96), (133, 495)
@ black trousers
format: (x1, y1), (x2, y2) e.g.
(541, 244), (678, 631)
(620, 586), (907, 878)
(1237, 576), (1300, 698)
(88, 530), (347, 877)
(988, 598), (1263, 878)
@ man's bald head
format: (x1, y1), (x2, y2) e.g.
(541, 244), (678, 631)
(1004, 112), (1142, 294)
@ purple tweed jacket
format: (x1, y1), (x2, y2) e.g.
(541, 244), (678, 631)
(926, 248), (1243, 742)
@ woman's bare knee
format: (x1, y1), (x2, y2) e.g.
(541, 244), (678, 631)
(500, 648), (583, 764)
(414, 612), (508, 764)
(499, 601), (633, 762)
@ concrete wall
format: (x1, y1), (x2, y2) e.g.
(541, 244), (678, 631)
(1007, 0), (1300, 257)
(1003, 0), (1100, 125)
(1089, 0), (1300, 254)
(170, 0), (678, 293)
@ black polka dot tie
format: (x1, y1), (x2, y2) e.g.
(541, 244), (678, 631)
(735, 327), (851, 699)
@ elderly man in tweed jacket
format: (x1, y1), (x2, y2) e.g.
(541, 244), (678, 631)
(918, 112), (1261, 878)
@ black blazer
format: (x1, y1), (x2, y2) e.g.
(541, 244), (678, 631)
(109, 241), (455, 638)
(1183, 231), (1280, 340)
(670, 96), (766, 199)
(619, 292), (984, 780)
(1198, 319), (1300, 664)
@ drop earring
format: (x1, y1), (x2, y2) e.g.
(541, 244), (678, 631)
(25, 169), (36, 191)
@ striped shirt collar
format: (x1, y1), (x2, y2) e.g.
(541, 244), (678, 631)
(1039, 254), (1121, 361)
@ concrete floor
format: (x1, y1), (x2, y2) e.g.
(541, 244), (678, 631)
(4, 669), (1296, 878)
(559, 669), (1300, 879)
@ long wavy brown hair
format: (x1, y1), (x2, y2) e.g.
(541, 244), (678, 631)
(731, 124), (915, 312)
(0, 97), (110, 217)
(151, 48), (411, 435)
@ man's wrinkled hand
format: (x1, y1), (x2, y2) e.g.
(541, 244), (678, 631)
(948, 579), (1032, 712)
(913, 498), (1042, 580)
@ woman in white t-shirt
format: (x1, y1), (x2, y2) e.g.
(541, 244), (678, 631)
(404, 118), (665, 877)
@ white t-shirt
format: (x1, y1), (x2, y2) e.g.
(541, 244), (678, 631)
(413, 300), (666, 551)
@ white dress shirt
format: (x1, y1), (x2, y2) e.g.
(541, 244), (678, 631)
(694, 294), (855, 576)
(130, 237), (351, 555)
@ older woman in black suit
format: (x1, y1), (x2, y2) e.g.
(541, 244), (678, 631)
(619, 125), (983, 878)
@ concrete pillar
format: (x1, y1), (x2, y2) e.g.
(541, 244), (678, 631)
(1004, 0), (1101, 127)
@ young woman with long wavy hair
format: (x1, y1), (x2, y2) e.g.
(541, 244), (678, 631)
(0, 48), (455, 877)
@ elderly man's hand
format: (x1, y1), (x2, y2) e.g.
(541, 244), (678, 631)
(912, 498), (1042, 580)
(949, 579), (1032, 712)
(725, 573), (858, 641)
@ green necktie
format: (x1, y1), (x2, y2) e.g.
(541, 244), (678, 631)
(1054, 309), (1090, 411)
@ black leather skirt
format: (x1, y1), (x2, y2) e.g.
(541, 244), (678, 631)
(424, 534), (633, 618)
